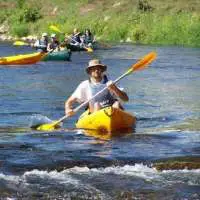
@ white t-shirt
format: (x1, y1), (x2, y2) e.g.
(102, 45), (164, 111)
(71, 78), (124, 104)
(71, 80), (92, 103)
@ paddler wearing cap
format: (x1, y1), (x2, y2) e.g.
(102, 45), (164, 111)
(65, 59), (129, 116)
(31, 32), (49, 52)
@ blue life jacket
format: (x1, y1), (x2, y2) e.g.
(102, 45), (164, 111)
(89, 76), (116, 108)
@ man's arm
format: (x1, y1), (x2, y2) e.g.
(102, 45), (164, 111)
(107, 81), (129, 102)
(65, 96), (77, 116)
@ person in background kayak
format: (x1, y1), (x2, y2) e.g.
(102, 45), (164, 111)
(32, 32), (49, 52)
(47, 33), (60, 52)
(65, 59), (129, 116)
(69, 28), (82, 46)
(83, 29), (96, 47)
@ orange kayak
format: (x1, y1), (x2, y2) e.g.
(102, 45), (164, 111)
(0, 52), (45, 65)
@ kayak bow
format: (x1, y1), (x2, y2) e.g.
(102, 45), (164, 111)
(76, 106), (136, 138)
(0, 52), (45, 65)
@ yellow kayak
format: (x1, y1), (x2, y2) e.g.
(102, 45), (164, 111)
(76, 106), (136, 139)
(0, 52), (45, 65)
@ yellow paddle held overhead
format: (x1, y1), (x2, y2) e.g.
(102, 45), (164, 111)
(33, 51), (157, 131)
(49, 25), (63, 34)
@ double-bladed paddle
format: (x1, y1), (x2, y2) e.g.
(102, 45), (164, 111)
(49, 25), (94, 52)
(33, 51), (157, 131)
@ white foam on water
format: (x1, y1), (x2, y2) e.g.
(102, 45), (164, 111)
(143, 128), (182, 134)
(0, 170), (79, 186)
(76, 129), (84, 135)
(159, 129), (182, 133)
(95, 164), (158, 180)
(0, 173), (20, 183)
(23, 169), (110, 198)
(29, 114), (53, 127)
(60, 164), (200, 185)
(1, 165), (200, 188)
(66, 166), (91, 174)
(161, 168), (200, 185)
(1, 165), (157, 185)
(0, 170), (109, 199)
(61, 164), (160, 181)
(23, 169), (79, 185)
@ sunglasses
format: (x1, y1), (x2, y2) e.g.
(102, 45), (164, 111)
(89, 66), (103, 72)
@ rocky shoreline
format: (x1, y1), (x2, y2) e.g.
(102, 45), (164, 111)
(0, 23), (37, 43)
(0, 33), (37, 43)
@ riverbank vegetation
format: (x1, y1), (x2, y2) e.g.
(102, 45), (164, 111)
(0, 0), (200, 47)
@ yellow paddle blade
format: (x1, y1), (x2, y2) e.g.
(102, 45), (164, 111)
(36, 121), (61, 131)
(86, 47), (93, 52)
(49, 25), (63, 34)
(13, 41), (29, 46)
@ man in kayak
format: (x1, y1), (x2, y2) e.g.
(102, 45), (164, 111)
(32, 32), (49, 52)
(65, 59), (129, 116)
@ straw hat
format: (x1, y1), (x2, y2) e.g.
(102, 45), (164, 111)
(86, 59), (107, 74)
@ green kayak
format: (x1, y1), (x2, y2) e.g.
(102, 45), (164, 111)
(42, 50), (71, 61)
(66, 43), (96, 52)
(66, 44), (87, 51)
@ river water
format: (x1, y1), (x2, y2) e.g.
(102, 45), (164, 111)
(0, 42), (200, 199)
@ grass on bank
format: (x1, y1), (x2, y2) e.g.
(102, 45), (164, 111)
(0, 0), (200, 47)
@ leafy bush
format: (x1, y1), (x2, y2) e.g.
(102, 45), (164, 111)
(0, 11), (7, 23)
(21, 7), (42, 23)
(11, 23), (30, 37)
(17, 0), (25, 9)
(0, 9), (13, 24)
(8, 6), (42, 24)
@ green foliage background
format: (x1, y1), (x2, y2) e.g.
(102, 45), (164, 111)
(0, 0), (200, 47)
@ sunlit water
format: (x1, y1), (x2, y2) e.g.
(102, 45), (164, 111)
(0, 42), (200, 199)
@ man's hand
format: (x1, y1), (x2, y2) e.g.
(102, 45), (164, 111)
(106, 80), (116, 91)
(65, 108), (75, 116)
(106, 80), (129, 101)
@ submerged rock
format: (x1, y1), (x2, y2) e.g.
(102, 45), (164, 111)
(153, 156), (200, 170)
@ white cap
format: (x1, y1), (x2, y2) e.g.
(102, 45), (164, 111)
(42, 32), (48, 37)
(51, 33), (56, 38)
